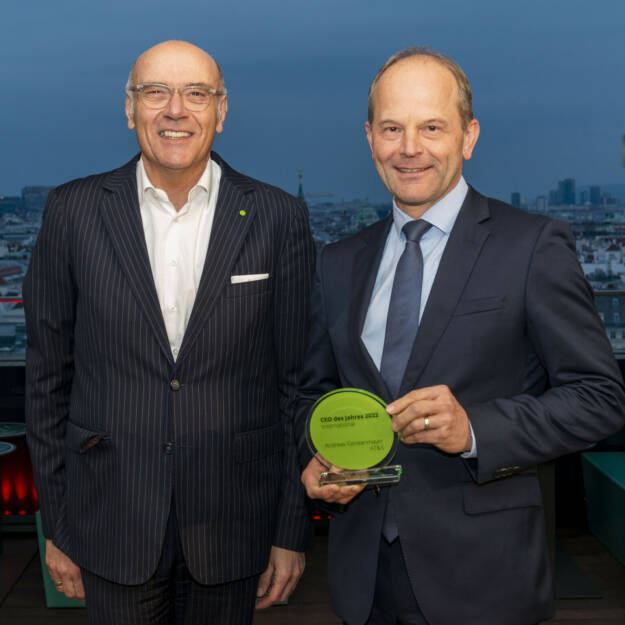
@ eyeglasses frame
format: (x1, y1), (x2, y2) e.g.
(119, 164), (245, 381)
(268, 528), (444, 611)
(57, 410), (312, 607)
(127, 82), (227, 110)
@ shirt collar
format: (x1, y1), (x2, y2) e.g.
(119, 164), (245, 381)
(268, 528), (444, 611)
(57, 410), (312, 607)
(391, 176), (469, 238)
(137, 157), (213, 206)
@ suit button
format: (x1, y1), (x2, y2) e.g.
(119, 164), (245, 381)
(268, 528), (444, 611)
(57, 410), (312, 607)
(170, 378), (181, 391)
(164, 442), (174, 454)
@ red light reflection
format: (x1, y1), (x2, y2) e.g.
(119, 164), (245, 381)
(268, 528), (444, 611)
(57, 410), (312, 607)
(0, 431), (37, 516)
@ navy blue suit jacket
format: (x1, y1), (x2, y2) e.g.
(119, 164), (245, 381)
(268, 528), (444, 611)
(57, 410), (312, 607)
(294, 187), (625, 625)
(24, 152), (315, 585)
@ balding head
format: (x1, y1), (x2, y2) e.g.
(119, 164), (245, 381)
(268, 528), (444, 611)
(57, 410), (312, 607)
(123, 40), (229, 196)
(368, 47), (473, 130)
(126, 40), (226, 116)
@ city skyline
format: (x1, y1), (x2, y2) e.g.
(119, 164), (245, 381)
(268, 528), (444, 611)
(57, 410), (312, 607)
(2, 1), (625, 203)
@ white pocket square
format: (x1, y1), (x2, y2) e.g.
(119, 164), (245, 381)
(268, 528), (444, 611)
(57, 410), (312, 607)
(231, 273), (270, 284)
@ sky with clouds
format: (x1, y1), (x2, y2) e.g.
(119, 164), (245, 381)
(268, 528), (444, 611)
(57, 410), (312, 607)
(2, 0), (624, 203)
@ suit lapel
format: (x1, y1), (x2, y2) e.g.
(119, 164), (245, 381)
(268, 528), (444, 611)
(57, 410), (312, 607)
(100, 156), (172, 361)
(348, 217), (393, 400)
(399, 188), (491, 394)
(176, 154), (257, 363)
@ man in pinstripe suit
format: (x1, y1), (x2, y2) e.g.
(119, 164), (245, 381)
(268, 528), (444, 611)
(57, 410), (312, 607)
(24, 40), (315, 624)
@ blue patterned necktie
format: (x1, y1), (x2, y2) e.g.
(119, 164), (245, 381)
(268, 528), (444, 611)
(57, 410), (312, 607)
(380, 219), (432, 398)
(380, 220), (431, 543)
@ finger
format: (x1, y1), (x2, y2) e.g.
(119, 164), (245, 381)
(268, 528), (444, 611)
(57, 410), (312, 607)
(47, 562), (70, 596)
(255, 574), (283, 609)
(398, 414), (436, 439)
(73, 572), (86, 601)
(277, 571), (299, 603)
(52, 578), (65, 594)
(64, 576), (77, 599)
(256, 564), (274, 599)
(307, 474), (360, 503)
(391, 399), (439, 432)
(328, 483), (366, 505)
(62, 565), (83, 599)
(399, 429), (438, 445)
(387, 386), (440, 415)
(305, 481), (341, 501)
(47, 564), (62, 590)
(284, 556), (305, 600)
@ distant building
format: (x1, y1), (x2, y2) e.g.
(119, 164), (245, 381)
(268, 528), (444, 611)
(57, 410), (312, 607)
(595, 293), (625, 354)
(558, 178), (576, 205)
(549, 190), (559, 206)
(21, 186), (53, 213)
(0, 197), (22, 216)
(536, 196), (547, 212)
(590, 185), (601, 205)
(297, 171), (305, 202)
(602, 192), (616, 205)
(511, 192), (521, 208)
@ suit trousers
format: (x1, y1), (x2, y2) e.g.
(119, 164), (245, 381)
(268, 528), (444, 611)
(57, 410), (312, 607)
(81, 499), (259, 625)
(360, 537), (429, 625)
(358, 537), (543, 625)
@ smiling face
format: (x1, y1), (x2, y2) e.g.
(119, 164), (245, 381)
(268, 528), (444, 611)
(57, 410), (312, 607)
(365, 57), (479, 218)
(125, 41), (227, 189)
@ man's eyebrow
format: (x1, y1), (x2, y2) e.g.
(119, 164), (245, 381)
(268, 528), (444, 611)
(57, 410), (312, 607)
(375, 117), (450, 126)
(423, 118), (448, 126)
(183, 82), (217, 89)
(142, 81), (218, 89)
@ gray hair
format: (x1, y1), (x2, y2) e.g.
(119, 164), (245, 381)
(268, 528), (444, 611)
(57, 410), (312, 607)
(367, 47), (473, 130)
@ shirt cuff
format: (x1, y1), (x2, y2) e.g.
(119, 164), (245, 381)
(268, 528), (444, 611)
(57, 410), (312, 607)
(460, 420), (477, 458)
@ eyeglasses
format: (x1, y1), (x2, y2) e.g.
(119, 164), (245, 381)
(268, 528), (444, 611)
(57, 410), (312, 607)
(127, 83), (226, 111)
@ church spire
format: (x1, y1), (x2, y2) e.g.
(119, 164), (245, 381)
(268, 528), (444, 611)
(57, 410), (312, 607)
(297, 170), (305, 201)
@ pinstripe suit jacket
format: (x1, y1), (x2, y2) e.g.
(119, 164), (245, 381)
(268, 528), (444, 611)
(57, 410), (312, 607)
(24, 152), (315, 585)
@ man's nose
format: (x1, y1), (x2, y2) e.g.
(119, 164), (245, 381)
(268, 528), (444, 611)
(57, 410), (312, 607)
(400, 130), (423, 157)
(165, 90), (187, 117)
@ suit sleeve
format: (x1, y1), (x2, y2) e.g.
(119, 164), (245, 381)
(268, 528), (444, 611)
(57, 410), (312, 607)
(293, 247), (344, 470)
(467, 219), (625, 483)
(23, 187), (75, 551)
(271, 198), (316, 551)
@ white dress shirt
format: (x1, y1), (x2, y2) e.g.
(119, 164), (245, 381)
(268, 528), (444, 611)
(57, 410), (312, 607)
(136, 157), (222, 360)
(361, 177), (477, 456)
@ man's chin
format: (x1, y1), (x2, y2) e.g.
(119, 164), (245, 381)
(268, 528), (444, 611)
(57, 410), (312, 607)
(144, 155), (206, 175)
(393, 192), (436, 215)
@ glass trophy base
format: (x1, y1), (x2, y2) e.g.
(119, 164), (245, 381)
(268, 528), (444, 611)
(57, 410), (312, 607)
(319, 464), (402, 486)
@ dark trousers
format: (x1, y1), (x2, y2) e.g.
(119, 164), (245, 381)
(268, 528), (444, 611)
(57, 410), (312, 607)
(359, 537), (543, 625)
(361, 538), (429, 625)
(81, 501), (259, 625)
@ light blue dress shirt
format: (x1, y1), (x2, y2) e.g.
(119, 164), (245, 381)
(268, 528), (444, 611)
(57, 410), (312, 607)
(361, 176), (477, 456)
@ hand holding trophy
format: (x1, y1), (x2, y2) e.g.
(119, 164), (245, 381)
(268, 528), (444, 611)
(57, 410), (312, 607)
(306, 388), (402, 486)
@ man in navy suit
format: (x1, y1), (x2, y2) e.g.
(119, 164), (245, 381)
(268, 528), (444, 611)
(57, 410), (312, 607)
(296, 47), (625, 625)
(25, 40), (314, 624)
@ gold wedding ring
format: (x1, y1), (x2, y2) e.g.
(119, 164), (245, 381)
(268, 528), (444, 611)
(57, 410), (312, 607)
(424, 417), (430, 431)
(55, 580), (64, 587)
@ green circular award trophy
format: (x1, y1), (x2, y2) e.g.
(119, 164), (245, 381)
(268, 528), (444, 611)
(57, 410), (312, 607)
(306, 387), (402, 486)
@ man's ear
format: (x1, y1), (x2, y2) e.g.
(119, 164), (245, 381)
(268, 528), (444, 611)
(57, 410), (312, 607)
(365, 121), (374, 156)
(125, 96), (135, 130)
(216, 95), (228, 134)
(462, 118), (480, 160)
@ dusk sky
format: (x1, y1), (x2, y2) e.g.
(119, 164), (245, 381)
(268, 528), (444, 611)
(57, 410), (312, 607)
(2, 0), (624, 204)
